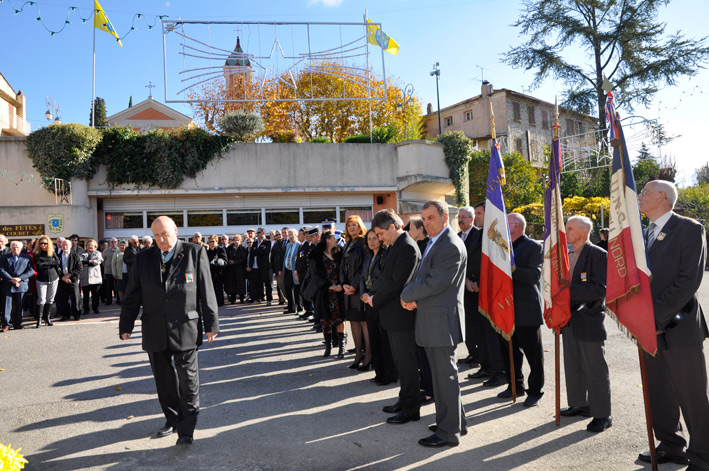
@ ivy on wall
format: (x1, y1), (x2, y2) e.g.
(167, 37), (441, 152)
(26, 124), (232, 192)
(437, 131), (472, 206)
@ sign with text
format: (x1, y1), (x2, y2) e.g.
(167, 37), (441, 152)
(1, 224), (45, 237)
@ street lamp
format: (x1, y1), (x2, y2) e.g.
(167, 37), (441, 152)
(45, 96), (61, 125)
(396, 83), (415, 140)
(430, 63), (441, 135)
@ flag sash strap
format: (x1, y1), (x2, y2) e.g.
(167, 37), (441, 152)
(479, 139), (516, 341)
(605, 92), (657, 356)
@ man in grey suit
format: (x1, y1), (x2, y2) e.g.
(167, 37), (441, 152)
(401, 200), (467, 448)
(637, 180), (709, 470)
(120, 216), (219, 446)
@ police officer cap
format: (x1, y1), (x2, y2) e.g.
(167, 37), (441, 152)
(307, 226), (321, 235)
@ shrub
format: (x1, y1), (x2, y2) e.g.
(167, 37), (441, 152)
(309, 136), (331, 143)
(269, 130), (302, 143)
(217, 111), (264, 142)
(437, 131), (472, 206)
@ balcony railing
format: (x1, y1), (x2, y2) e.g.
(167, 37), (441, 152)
(0, 113), (30, 135)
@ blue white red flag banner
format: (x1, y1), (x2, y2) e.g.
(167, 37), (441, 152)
(542, 134), (571, 333)
(605, 91), (657, 355)
(479, 140), (516, 340)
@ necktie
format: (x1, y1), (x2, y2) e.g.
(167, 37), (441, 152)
(646, 222), (657, 249)
(460, 231), (467, 242)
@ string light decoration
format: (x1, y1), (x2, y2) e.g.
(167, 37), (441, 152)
(0, 0), (167, 41)
(0, 168), (54, 190)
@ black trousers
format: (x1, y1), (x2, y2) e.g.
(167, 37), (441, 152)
(259, 268), (273, 301)
(211, 274), (224, 306)
(102, 274), (115, 303)
(284, 269), (295, 312)
(366, 308), (397, 383)
(57, 281), (80, 319)
(472, 305), (505, 374)
(82, 284), (101, 313)
(501, 325), (545, 396)
(463, 292), (481, 360)
(148, 348), (200, 438)
(387, 329), (421, 416)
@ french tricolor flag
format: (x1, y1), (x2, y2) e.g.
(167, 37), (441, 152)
(479, 139), (516, 341)
(605, 91), (657, 355)
(542, 131), (571, 333)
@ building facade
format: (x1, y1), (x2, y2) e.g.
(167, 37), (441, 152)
(423, 81), (597, 167)
(0, 72), (29, 137)
(106, 96), (194, 133)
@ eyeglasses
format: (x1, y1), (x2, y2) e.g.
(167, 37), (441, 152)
(39, 242), (48, 246)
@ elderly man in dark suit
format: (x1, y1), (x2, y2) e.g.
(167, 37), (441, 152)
(57, 239), (83, 321)
(249, 228), (272, 305)
(120, 216), (219, 446)
(499, 213), (545, 407)
(561, 215), (612, 433)
(401, 200), (467, 448)
(365, 209), (421, 424)
(637, 180), (709, 470)
(0, 241), (35, 330)
(456, 206), (480, 366)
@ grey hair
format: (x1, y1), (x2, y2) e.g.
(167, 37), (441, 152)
(142, 235), (153, 243)
(649, 180), (678, 208)
(458, 206), (474, 218)
(130, 235), (139, 241)
(508, 212), (527, 232)
(568, 215), (593, 234)
(422, 200), (448, 217)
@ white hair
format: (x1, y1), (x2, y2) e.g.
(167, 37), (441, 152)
(508, 212), (527, 232)
(568, 215), (593, 234)
(649, 180), (678, 208)
(458, 206), (474, 218)
(130, 235), (139, 241)
(142, 235), (153, 243)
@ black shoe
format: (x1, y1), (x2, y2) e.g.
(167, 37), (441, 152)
(483, 374), (507, 388)
(420, 394), (434, 405)
(93, 309), (100, 314)
(357, 361), (372, 372)
(560, 406), (592, 417)
(176, 435), (193, 445)
(428, 425), (468, 436)
(157, 425), (176, 437)
(376, 379), (394, 386)
(348, 357), (363, 369)
(497, 385), (525, 399)
(247, 299), (255, 304)
(523, 393), (543, 407)
(279, 301), (286, 305)
(587, 416), (612, 433)
(418, 434), (459, 448)
(382, 403), (402, 414)
(638, 450), (688, 465)
(386, 411), (420, 424)
(467, 369), (493, 379)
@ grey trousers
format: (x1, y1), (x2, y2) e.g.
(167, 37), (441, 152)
(645, 343), (709, 469)
(424, 345), (467, 442)
(561, 326), (611, 418)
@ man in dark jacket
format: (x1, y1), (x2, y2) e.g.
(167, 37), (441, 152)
(249, 228), (272, 305)
(499, 213), (545, 406)
(57, 239), (83, 321)
(122, 235), (140, 280)
(365, 209), (422, 425)
(270, 229), (288, 306)
(120, 216), (219, 446)
(0, 241), (35, 330)
(561, 215), (611, 434)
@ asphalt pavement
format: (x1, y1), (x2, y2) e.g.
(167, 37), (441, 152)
(1, 276), (708, 471)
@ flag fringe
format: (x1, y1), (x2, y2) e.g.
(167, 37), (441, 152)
(606, 282), (640, 309)
(605, 307), (657, 357)
(477, 306), (514, 341)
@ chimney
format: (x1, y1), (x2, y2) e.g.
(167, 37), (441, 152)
(481, 80), (493, 97)
(427, 103), (433, 115)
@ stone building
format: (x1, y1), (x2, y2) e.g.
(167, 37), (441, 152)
(423, 81), (597, 167)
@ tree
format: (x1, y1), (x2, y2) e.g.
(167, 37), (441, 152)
(677, 183), (709, 223)
(217, 111), (264, 142)
(504, 0), (709, 130)
(187, 62), (423, 142)
(693, 162), (709, 185)
(468, 150), (543, 210)
(637, 142), (653, 161)
(128, 96), (133, 108)
(90, 97), (107, 128)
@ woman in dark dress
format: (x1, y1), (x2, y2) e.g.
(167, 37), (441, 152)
(225, 234), (248, 303)
(310, 232), (345, 358)
(206, 235), (228, 306)
(359, 228), (398, 381)
(340, 215), (369, 369)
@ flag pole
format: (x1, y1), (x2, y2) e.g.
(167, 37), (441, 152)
(612, 102), (657, 470)
(364, 9), (372, 143)
(91, 1), (96, 128)
(490, 101), (517, 403)
(553, 97), (561, 426)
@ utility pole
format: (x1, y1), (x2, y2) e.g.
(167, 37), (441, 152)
(430, 62), (441, 135)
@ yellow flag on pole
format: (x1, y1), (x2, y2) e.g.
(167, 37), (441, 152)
(94, 0), (122, 47)
(366, 19), (399, 55)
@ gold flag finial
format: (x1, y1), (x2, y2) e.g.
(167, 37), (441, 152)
(553, 96), (560, 140)
(490, 102), (496, 140)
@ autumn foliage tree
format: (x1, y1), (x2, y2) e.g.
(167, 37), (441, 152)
(188, 61), (422, 142)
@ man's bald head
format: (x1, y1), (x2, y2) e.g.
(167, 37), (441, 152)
(151, 216), (178, 252)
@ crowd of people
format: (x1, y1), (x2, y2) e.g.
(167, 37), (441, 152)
(4, 178), (709, 463)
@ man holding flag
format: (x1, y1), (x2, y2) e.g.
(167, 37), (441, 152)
(637, 180), (709, 469)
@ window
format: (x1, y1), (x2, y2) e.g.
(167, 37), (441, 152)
(226, 210), (261, 226)
(566, 119), (575, 136)
(541, 110), (549, 130)
(187, 210), (223, 227)
(303, 208), (337, 224)
(148, 211), (184, 227)
(578, 121), (585, 134)
(512, 102), (521, 121)
(444, 116), (453, 126)
(463, 111), (473, 121)
(266, 209), (299, 225)
(515, 137), (523, 153)
(105, 212), (143, 230)
(340, 206), (373, 223)
(527, 105), (536, 125)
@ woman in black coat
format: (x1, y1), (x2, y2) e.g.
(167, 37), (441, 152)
(206, 235), (228, 306)
(340, 215), (369, 369)
(225, 234), (248, 303)
(309, 232), (345, 358)
(32, 234), (61, 327)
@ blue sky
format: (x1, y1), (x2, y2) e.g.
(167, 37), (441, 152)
(2, 0), (707, 183)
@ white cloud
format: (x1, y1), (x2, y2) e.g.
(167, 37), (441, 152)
(310, 0), (344, 6)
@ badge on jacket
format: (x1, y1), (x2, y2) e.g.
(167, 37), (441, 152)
(581, 272), (587, 282)
(185, 273), (194, 283)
